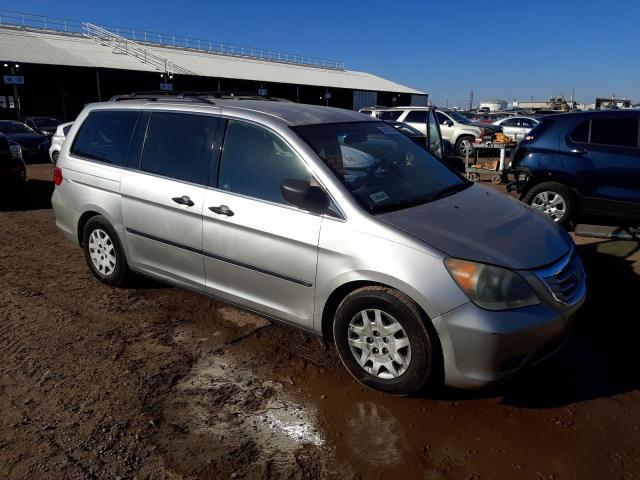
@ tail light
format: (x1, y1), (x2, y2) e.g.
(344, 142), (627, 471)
(54, 166), (63, 186)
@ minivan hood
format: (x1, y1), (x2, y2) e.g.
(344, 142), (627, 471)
(377, 184), (572, 270)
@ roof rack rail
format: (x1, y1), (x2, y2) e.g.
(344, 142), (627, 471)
(109, 91), (292, 104)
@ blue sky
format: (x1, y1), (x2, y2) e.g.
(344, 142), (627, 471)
(5, 0), (639, 106)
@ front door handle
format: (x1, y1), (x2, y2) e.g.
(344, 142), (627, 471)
(172, 195), (194, 207)
(209, 205), (234, 216)
(569, 148), (587, 155)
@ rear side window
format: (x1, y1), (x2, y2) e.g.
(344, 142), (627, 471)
(590, 117), (638, 148)
(404, 110), (427, 123)
(140, 112), (220, 185)
(218, 120), (311, 205)
(70, 110), (139, 165)
(378, 111), (402, 121)
(570, 120), (590, 143)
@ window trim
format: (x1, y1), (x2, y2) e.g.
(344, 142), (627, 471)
(214, 115), (346, 220)
(69, 109), (141, 167)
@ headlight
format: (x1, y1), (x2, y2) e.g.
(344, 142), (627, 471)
(444, 258), (539, 310)
(9, 144), (22, 160)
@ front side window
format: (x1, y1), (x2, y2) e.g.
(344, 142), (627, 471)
(294, 121), (468, 213)
(590, 117), (638, 148)
(435, 111), (450, 125)
(218, 120), (311, 204)
(71, 110), (139, 165)
(141, 112), (219, 184)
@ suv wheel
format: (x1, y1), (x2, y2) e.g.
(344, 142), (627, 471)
(523, 181), (574, 225)
(455, 135), (474, 156)
(333, 286), (438, 396)
(82, 215), (130, 286)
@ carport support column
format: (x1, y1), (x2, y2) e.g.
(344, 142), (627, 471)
(95, 70), (102, 102)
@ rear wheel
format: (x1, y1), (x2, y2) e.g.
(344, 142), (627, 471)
(523, 181), (575, 225)
(333, 286), (438, 396)
(82, 215), (130, 286)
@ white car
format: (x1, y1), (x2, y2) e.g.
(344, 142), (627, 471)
(49, 122), (73, 162)
(492, 116), (540, 141)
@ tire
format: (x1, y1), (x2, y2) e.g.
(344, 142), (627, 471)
(523, 181), (575, 225)
(82, 215), (130, 287)
(455, 135), (474, 157)
(333, 286), (438, 396)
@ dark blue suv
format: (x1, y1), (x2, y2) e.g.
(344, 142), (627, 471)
(508, 111), (640, 225)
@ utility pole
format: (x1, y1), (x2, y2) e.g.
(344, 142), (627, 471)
(9, 64), (22, 121)
(469, 90), (474, 111)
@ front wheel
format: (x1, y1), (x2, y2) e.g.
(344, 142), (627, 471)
(523, 181), (575, 225)
(333, 286), (438, 396)
(455, 135), (475, 157)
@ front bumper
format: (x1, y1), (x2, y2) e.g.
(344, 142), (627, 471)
(434, 285), (585, 389)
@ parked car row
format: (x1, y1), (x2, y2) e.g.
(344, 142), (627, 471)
(0, 118), (73, 163)
(359, 106), (503, 156)
(0, 120), (50, 163)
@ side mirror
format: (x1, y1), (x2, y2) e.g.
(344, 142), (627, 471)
(442, 139), (453, 155)
(281, 179), (330, 213)
(446, 120), (454, 127)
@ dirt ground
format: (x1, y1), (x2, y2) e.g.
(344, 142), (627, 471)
(1, 163), (639, 480)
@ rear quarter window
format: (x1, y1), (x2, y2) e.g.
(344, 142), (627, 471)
(570, 120), (589, 143)
(70, 110), (139, 166)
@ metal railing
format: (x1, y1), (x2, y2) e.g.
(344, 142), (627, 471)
(82, 22), (194, 76)
(0, 10), (345, 70)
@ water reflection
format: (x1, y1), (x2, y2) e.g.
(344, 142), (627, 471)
(343, 402), (409, 467)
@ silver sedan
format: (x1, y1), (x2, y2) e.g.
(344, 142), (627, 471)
(493, 116), (540, 141)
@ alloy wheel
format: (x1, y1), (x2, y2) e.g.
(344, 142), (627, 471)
(531, 191), (566, 222)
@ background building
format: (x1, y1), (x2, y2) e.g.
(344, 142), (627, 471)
(479, 99), (507, 111)
(0, 12), (426, 121)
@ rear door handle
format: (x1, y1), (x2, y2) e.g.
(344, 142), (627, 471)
(172, 195), (194, 207)
(209, 205), (234, 216)
(569, 148), (587, 155)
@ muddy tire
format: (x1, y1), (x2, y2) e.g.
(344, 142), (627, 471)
(82, 215), (130, 287)
(333, 286), (437, 396)
(523, 181), (575, 225)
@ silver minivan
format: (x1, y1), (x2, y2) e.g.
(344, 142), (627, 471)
(52, 94), (586, 395)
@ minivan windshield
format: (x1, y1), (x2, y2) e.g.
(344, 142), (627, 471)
(293, 121), (470, 213)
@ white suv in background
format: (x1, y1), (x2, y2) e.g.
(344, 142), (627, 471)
(49, 122), (73, 163)
(360, 107), (502, 156)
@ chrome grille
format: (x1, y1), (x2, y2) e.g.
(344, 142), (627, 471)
(535, 250), (586, 305)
